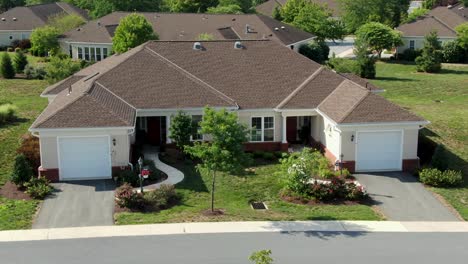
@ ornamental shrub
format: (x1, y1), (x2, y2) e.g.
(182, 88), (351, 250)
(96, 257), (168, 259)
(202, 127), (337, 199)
(143, 184), (178, 210)
(299, 41), (330, 64)
(10, 154), (33, 187)
(419, 168), (463, 187)
(115, 183), (143, 209)
(399, 48), (422, 61)
(24, 177), (53, 199)
(17, 134), (40, 175)
(1, 52), (15, 79)
(0, 103), (17, 124)
(442, 41), (464, 63)
(431, 144), (449, 171)
(13, 51), (28, 73)
(116, 169), (139, 187)
(24, 64), (46, 80)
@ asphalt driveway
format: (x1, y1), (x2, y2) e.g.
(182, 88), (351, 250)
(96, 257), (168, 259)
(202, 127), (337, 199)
(33, 180), (115, 229)
(354, 172), (459, 221)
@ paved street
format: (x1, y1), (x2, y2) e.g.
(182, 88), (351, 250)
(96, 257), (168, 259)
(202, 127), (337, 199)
(1, 232), (468, 264)
(33, 180), (115, 229)
(355, 172), (459, 221)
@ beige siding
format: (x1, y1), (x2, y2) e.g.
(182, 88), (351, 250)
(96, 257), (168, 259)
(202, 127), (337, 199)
(39, 129), (132, 169)
(237, 110), (282, 142)
(399, 36), (455, 51)
(0, 31), (31, 46)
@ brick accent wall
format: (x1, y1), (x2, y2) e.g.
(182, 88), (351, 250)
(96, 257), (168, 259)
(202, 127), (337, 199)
(244, 142), (285, 152)
(38, 167), (59, 182)
(403, 159), (420, 173)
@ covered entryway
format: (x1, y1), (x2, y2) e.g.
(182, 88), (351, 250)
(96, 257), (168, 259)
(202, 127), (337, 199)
(356, 131), (403, 172)
(58, 136), (112, 180)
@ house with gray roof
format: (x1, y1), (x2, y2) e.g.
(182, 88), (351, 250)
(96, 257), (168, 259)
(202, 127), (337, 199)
(31, 40), (427, 181)
(59, 12), (315, 61)
(397, 3), (467, 51)
(0, 2), (88, 47)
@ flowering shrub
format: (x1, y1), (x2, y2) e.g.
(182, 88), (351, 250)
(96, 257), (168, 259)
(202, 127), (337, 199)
(115, 183), (143, 209)
(24, 177), (53, 199)
(308, 177), (367, 202)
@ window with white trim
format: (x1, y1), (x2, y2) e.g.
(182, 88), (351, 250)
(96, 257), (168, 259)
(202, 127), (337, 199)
(191, 115), (203, 141)
(409, 40), (415, 50)
(78, 47), (83, 59)
(251, 116), (274, 142)
(84, 47), (90, 61)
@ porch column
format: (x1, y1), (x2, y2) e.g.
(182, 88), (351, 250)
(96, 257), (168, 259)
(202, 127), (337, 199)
(282, 114), (287, 143)
(166, 115), (172, 144)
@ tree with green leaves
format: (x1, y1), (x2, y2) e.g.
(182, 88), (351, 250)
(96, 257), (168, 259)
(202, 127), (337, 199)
(0, 0), (24, 12)
(13, 51), (28, 73)
(1, 53), (15, 79)
(45, 56), (81, 83)
(463, 0), (468, 7)
(415, 31), (443, 73)
(30, 26), (60, 56)
(354, 38), (376, 79)
(455, 22), (468, 50)
(165, 0), (218, 13)
(339, 0), (410, 32)
(280, 0), (308, 23)
(48, 13), (86, 34)
(404, 8), (429, 23)
(169, 111), (193, 150)
(299, 40), (330, 64)
(249, 250), (273, 264)
(185, 107), (249, 213)
(207, 4), (243, 14)
(423, 0), (438, 9)
(112, 14), (158, 54)
(218, 0), (253, 13)
(355, 22), (402, 58)
(10, 154), (33, 187)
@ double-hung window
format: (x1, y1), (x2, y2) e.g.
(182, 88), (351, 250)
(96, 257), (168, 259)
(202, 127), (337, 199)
(84, 47), (90, 61)
(191, 115), (203, 141)
(251, 117), (274, 142)
(77, 47), (83, 60)
(409, 40), (415, 50)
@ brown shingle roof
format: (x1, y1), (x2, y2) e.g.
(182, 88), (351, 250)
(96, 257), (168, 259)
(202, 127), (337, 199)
(0, 2), (88, 31)
(397, 3), (467, 38)
(339, 73), (381, 92)
(62, 12), (314, 46)
(32, 40), (426, 129)
(256, 0), (341, 17)
(41, 75), (86, 96)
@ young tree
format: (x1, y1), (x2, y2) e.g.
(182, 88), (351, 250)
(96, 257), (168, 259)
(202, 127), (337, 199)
(280, 0), (308, 23)
(112, 13), (158, 54)
(415, 31), (443, 73)
(169, 111), (193, 150)
(298, 41), (330, 64)
(218, 0), (253, 13)
(455, 23), (468, 50)
(0, 0), (24, 12)
(45, 56), (81, 83)
(207, 4), (243, 14)
(30, 26), (60, 56)
(10, 154), (33, 187)
(13, 51), (28, 73)
(355, 22), (402, 58)
(404, 8), (429, 23)
(185, 107), (249, 213)
(249, 250), (273, 264)
(165, 0), (218, 13)
(1, 53), (15, 79)
(48, 13), (86, 34)
(354, 38), (376, 79)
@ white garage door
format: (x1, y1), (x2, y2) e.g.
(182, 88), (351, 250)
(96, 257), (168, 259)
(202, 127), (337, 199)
(58, 136), (112, 180)
(356, 131), (403, 172)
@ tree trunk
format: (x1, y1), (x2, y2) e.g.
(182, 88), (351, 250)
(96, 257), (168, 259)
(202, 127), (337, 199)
(211, 170), (216, 212)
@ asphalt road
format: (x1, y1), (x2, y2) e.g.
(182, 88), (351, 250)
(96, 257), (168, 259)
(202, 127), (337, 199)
(1, 232), (467, 264)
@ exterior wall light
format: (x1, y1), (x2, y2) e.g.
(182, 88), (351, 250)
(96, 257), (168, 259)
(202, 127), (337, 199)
(351, 135), (354, 142)
(112, 138), (116, 146)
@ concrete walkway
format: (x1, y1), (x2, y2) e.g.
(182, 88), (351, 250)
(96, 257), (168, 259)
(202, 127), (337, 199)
(138, 146), (184, 190)
(2, 221), (468, 242)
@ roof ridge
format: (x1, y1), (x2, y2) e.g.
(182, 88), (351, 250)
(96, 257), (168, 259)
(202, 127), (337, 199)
(275, 66), (323, 109)
(93, 81), (137, 110)
(87, 84), (135, 126)
(55, 2), (72, 16)
(431, 15), (457, 33)
(144, 46), (238, 107)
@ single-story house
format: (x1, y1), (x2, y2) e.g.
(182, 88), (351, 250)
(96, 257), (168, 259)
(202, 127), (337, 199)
(31, 40), (428, 182)
(0, 2), (88, 47)
(59, 12), (315, 61)
(397, 3), (467, 51)
(256, 0), (341, 18)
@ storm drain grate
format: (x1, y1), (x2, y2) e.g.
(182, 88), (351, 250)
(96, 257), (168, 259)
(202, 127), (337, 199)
(251, 202), (268, 210)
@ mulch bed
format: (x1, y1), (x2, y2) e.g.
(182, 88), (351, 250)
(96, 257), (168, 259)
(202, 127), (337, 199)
(202, 209), (225, 216)
(281, 194), (362, 206)
(0, 181), (32, 200)
(142, 173), (168, 187)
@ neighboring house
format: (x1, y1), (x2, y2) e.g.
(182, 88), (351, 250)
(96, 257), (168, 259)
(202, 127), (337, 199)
(59, 12), (315, 61)
(0, 2), (89, 47)
(31, 40), (428, 181)
(397, 3), (467, 51)
(408, 1), (424, 13)
(256, 0), (341, 18)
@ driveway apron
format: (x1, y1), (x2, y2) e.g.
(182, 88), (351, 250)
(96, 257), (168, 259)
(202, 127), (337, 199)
(354, 172), (459, 221)
(33, 180), (115, 229)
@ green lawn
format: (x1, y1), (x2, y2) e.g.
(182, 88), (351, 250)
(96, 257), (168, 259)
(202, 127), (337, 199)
(0, 77), (48, 230)
(115, 160), (381, 225)
(371, 61), (468, 220)
(0, 51), (45, 66)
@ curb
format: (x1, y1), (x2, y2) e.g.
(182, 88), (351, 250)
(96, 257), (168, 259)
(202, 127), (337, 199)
(1, 221), (468, 242)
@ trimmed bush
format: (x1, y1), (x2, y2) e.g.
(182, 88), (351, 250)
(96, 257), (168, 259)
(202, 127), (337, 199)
(299, 41), (330, 64)
(45, 56), (80, 84)
(309, 177), (367, 202)
(327, 57), (360, 75)
(431, 145), (449, 171)
(116, 169), (139, 187)
(261, 152), (276, 161)
(24, 64), (46, 80)
(442, 41), (465, 63)
(115, 183), (143, 209)
(419, 168), (463, 187)
(10, 154), (33, 187)
(1, 53), (15, 79)
(24, 177), (53, 199)
(0, 103), (17, 124)
(17, 134), (40, 175)
(399, 49), (422, 61)
(143, 184), (178, 210)
(13, 51), (28, 73)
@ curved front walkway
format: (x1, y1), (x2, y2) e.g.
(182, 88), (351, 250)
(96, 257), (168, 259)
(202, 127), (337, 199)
(140, 147), (184, 190)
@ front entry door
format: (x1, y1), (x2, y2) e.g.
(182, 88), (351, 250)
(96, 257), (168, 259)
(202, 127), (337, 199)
(286, 117), (298, 143)
(147, 117), (161, 146)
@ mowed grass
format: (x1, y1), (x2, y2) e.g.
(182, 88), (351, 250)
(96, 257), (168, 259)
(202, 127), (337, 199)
(115, 161), (381, 225)
(0, 77), (48, 229)
(371, 62), (468, 219)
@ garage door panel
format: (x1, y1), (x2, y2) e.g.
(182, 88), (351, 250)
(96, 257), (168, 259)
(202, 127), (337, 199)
(59, 136), (112, 180)
(356, 131), (402, 172)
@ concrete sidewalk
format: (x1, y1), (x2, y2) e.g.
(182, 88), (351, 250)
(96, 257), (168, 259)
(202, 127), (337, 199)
(1, 221), (468, 242)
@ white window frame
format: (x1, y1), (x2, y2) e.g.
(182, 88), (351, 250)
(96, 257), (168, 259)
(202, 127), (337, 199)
(409, 40), (415, 50)
(250, 116), (275, 142)
(190, 115), (204, 141)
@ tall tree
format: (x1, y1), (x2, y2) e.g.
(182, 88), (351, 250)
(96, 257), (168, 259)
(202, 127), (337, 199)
(13, 51), (28, 73)
(169, 111), (193, 150)
(48, 13), (86, 34)
(0, 0), (24, 12)
(455, 23), (468, 50)
(355, 22), (402, 58)
(1, 53), (15, 79)
(354, 38), (376, 79)
(112, 13), (158, 53)
(165, 0), (218, 13)
(185, 107), (249, 213)
(30, 26), (60, 56)
(415, 31), (443, 73)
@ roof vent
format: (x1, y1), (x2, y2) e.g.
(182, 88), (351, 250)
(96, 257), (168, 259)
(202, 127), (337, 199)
(281, 26), (285, 30)
(245, 24), (251, 34)
(12, 17), (17, 21)
(1, 18), (5, 21)
(234, 41), (243, 49)
(447, 5), (453, 8)
(193, 42), (202, 50)
(232, 18), (236, 21)
(97, 21), (101, 26)
(77, 28), (81, 31)
(274, 27), (279, 31)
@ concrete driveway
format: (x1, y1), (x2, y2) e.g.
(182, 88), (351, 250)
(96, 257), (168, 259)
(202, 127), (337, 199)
(33, 180), (115, 229)
(354, 172), (460, 221)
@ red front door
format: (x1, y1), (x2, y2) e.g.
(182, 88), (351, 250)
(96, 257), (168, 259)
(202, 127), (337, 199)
(286, 117), (297, 143)
(147, 117), (161, 146)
